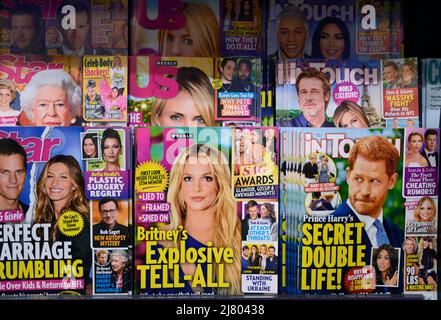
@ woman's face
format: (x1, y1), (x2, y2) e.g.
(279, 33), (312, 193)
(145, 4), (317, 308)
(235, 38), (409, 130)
(264, 129), (275, 139)
(338, 111), (366, 128)
(401, 65), (413, 83)
(181, 156), (218, 212)
(164, 25), (196, 57)
(251, 246), (257, 254)
(422, 239), (429, 249)
(111, 254), (125, 273)
(409, 134), (422, 153)
(45, 162), (74, 204)
(111, 88), (119, 98)
(260, 246), (267, 255)
(157, 90), (206, 127)
(418, 199), (434, 221)
(260, 205), (269, 218)
(405, 239), (416, 254)
(103, 137), (121, 164)
(83, 138), (96, 157)
(376, 249), (391, 273)
(0, 88), (13, 107)
(47, 28), (58, 44)
(221, 61), (236, 82)
(320, 23), (345, 60)
(32, 85), (71, 126)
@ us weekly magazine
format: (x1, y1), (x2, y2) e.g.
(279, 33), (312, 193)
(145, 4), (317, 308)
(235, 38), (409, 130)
(0, 126), (132, 296)
(280, 127), (438, 299)
(134, 126), (278, 295)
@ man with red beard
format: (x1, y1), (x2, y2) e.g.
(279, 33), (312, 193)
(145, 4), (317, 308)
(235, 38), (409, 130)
(333, 136), (403, 261)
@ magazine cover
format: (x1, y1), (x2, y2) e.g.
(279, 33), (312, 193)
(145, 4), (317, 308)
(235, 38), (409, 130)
(131, 0), (221, 57)
(0, 127), (92, 296)
(128, 55), (215, 127)
(280, 128), (413, 296)
(90, 0), (129, 54)
(402, 128), (439, 300)
(275, 59), (383, 128)
(82, 127), (132, 295)
(0, 54), (83, 126)
(83, 55), (128, 123)
(356, 0), (395, 59)
(233, 127), (279, 294)
(134, 126), (244, 295)
(267, 1), (357, 61)
(421, 59), (441, 129)
(0, 1), (96, 56)
(381, 58), (419, 128)
(220, 0), (262, 57)
(214, 57), (261, 125)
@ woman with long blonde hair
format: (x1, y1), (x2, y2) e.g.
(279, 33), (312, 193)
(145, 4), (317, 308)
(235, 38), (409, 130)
(151, 66), (216, 127)
(166, 144), (241, 295)
(157, 3), (220, 57)
(333, 100), (370, 128)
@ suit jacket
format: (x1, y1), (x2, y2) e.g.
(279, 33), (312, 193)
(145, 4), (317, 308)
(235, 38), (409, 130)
(333, 201), (403, 263)
(420, 149), (438, 167)
(332, 201), (403, 294)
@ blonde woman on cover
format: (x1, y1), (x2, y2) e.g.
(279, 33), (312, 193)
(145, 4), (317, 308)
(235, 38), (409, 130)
(166, 144), (241, 295)
(333, 100), (370, 128)
(157, 3), (220, 57)
(151, 66), (215, 127)
(405, 132), (429, 168)
(0, 79), (20, 124)
(413, 197), (436, 223)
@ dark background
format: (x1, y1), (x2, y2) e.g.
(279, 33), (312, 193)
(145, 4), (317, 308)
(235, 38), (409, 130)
(403, 0), (441, 58)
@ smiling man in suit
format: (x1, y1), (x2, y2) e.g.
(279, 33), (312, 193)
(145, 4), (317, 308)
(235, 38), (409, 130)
(421, 129), (438, 167)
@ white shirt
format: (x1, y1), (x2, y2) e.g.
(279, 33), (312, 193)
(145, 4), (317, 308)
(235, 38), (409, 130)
(347, 200), (384, 248)
(61, 44), (85, 56)
(424, 148), (437, 167)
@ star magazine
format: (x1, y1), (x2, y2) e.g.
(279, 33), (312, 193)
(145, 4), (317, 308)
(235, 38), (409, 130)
(0, 126), (132, 296)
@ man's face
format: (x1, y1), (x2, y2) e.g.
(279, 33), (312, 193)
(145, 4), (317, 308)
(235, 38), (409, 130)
(62, 11), (89, 50)
(269, 248), (275, 258)
(87, 86), (96, 98)
(243, 248), (249, 257)
(346, 155), (398, 218)
(98, 253), (107, 265)
(383, 66), (397, 83)
(277, 15), (307, 59)
(11, 14), (36, 50)
(238, 63), (251, 80)
(0, 154), (26, 204)
(298, 77), (329, 121)
(248, 205), (259, 220)
(99, 201), (119, 227)
(425, 134), (437, 152)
